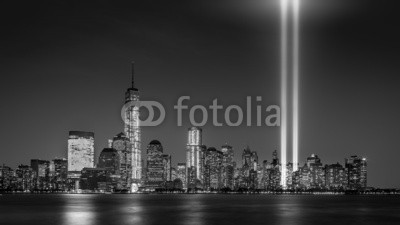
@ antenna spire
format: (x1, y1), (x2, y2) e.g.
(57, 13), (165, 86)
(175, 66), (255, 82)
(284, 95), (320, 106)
(131, 61), (135, 88)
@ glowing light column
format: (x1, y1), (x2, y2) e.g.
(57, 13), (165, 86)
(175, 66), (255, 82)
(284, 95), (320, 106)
(280, 0), (289, 188)
(292, 0), (300, 172)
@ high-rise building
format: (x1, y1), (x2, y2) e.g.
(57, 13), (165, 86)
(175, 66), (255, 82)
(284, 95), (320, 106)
(251, 151), (258, 171)
(112, 132), (132, 189)
(221, 144), (234, 189)
(272, 150), (279, 166)
(267, 151), (281, 190)
(162, 154), (172, 181)
(53, 158), (68, 180)
(52, 158), (68, 190)
(67, 131), (94, 173)
(203, 147), (223, 190)
(306, 154), (325, 189)
(15, 164), (34, 191)
(31, 159), (50, 178)
(146, 140), (164, 188)
(345, 155), (367, 190)
(0, 165), (15, 190)
(186, 127), (203, 186)
(286, 162), (293, 189)
(80, 168), (107, 191)
(123, 63), (141, 182)
(240, 146), (259, 189)
(242, 146), (252, 167)
(177, 163), (187, 189)
(98, 148), (120, 173)
(30, 159), (50, 189)
(325, 163), (347, 189)
(171, 167), (177, 181)
(259, 160), (269, 190)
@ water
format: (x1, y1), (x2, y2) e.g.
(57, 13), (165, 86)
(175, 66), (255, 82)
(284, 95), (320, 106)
(0, 194), (399, 225)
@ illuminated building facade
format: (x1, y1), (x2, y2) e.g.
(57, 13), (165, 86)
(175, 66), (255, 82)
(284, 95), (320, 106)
(286, 162), (293, 189)
(186, 127), (203, 186)
(124, 63), (141, 182)
(325, 163), (347, 190)
(171, 167), (177, 181)
(162, 154), (172, 181)
(221, 144), (234, 189)
(177, 163), (187, 189)
(67, 131), (94, 173)
(345, 155), (367, 190)
(306, 154), (325, 189)
(112, 132), (132, 189)
(146, 140), (164, 188)
(31, 159), (50, 189)
(52, 158), (68, 190)
(0, 166), (14, 190)
(203, 147), (223, 190)
(239, 146), (259, 189)
(266, 151), (281, 190)
(15, 164), (34, 191)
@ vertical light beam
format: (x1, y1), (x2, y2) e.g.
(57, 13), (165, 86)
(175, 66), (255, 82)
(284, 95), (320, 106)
(280, 0), (288, 188)
(292, 0), (300, 172)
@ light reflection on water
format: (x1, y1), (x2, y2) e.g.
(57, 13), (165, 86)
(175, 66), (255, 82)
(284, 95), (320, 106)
(62, 195), (96, 225)
(0, 194), (400, 225)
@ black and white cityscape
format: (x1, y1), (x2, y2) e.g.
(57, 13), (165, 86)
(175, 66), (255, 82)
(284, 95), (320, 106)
(1, 0), (400, 225)
(0, 76), (370, 194)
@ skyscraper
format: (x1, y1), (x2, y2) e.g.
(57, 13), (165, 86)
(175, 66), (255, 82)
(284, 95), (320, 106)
(52, 158), (68, 190)
(98, 148), (120, 173)
(240, 146), (259, 189)
(325, 163), (347, 190)
(146, 140), (164, 188)
(177, 163), (187, 189)
(112, 132), (132, 189)
(203, 147), (223, 190)
(30, 159), (50, 189)
(0, 165), (14, 190)
(306, 154), (325, 189)
(162, 154), (172, 182)
(15, 164), (34, 191)
(67, 131), (94, 172)
(186, 127), (203, 186)
(345, 155), (367, 190)
(221, 144), (234, 189)
(124, 62), (141, 182)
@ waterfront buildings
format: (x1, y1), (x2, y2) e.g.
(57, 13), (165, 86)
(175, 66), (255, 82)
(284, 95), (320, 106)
(176, 163), (187, 189)
(186, 127), (203, 187)
(346, 155), (367, 190)
(146, 140), (164, 188)
(203, 147), (223, 190)
(123, 63), (142, 182)
(221, 144), (234, 189)
(112, 132), (132, 189)
(67, 131), (94, 174)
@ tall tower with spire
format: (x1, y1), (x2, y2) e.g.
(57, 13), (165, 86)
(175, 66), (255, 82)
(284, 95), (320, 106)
(124, 62), (142, 183)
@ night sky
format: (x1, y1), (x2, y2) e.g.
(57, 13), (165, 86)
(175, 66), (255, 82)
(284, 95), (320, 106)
(1, 0), (399, 188)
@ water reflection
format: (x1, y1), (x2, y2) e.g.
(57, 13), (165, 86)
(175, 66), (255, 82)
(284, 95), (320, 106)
(62, 195), (96, 225)
(1, 194), (399, 225)
(180, 195), (205, 225)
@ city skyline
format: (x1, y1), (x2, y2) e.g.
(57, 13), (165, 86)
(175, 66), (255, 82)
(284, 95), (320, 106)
(1, 0), (400, 189)
(0, 125), (370, 192)
(0, 61), (393, 189)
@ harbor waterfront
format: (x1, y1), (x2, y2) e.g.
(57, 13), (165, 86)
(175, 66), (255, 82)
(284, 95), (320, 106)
(1, 194), (400, 225)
